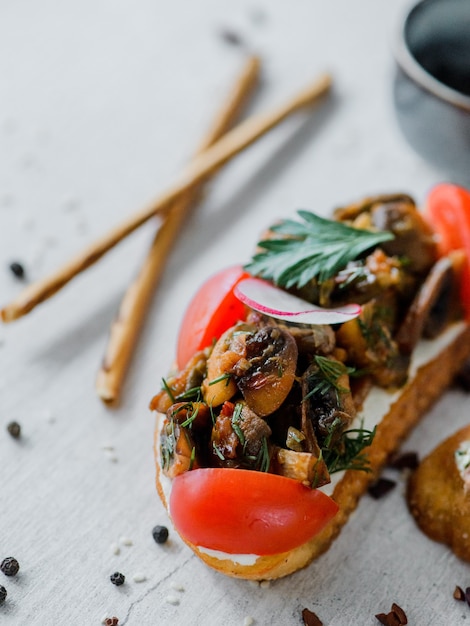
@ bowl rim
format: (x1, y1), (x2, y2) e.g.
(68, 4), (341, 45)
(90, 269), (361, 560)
(393, 0), (470, 112)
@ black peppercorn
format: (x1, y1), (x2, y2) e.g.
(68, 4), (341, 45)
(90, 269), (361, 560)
(9, 262), (25, 280)
(6, 422), (21, 439)
(104, 618), (119, 626)
(110, 572), (125, 586)
(0, 586), (6, 605)
(152, 525), (169, 544)
(0, 557), (19, 577)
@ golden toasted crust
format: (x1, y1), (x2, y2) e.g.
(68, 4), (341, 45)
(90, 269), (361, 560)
(407, 424), (470, 562)
(154, 323), (470, 579)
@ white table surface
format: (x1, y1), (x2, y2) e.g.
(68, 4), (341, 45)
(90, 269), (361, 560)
(1, 1), (470, 624)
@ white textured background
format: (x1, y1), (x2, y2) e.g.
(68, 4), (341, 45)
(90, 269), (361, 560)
(1, 1), (469, 624)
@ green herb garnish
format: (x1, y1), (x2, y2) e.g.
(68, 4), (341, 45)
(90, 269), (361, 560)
(304, 355), (355, 401)
(245, 210), (394, 289)
(322, 425), (376, 473)
(179, 403), (200, 428)
(161, 377), (175, 403)
(256, 437), (270, 472)
(208, 373), (232, 386)
(231, 403), (245, 447)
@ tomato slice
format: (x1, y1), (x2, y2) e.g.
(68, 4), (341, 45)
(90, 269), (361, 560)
(169, 468), (339, 556)
(427, 183), (470, 318)
(176, 266), (250, 370)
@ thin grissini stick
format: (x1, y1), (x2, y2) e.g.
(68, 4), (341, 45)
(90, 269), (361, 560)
(95, 56), (261, 403)
(0, 71), (332, 323)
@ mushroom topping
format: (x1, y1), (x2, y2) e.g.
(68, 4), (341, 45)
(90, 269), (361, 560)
(150, 349), (209, 413)
(301, 357), (355, 450)
(234, 326), (298, 416)
(202, 323), (254, 407)
(396, 254), (462, 354)
(370, 198), (437, 274)
(272, 447), (330, 488)
(210, 401), (272, 468)
(160, 402), (211, 478)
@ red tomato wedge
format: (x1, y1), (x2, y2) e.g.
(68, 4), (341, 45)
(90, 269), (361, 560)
(169, 468), (339, 556)
(427, 183), (470, 318)
(176, 266), (250, 370)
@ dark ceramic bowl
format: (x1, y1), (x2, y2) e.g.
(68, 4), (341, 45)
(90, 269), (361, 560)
(393, 0), (470, 184)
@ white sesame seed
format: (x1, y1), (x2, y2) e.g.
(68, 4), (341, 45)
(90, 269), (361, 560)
(243, 617), (255, 626)
(132, 573), (147, 583)
(165, 595), (180, 605)
(169, 581), (185, 592)
(259, 580), (271, 589)
(119, 536), (133, 546)
(110, 543), (120, 556)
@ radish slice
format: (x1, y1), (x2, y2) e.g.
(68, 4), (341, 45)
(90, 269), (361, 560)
(234, 278), (362, 325)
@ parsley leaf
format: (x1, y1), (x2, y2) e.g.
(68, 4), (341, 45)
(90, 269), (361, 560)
(245, 210), (394, 289)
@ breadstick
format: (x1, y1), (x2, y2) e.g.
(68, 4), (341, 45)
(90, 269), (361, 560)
(0, 72), (332, 323)
(95, 56), (261, 402)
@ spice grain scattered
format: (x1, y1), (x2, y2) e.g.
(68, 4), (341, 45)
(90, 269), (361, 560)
(0, 586), (6, 605)
(388, 451), (419, 470)
(165, 595), (180, 605)
(9, 262), (25, 280)
(110, 572), (125, 586)
(6, 421), (21, 439)
(368, 477), (397, 499)
(302, 607), (323, 626)
(454, 585), (465, 601)
(0, 557), (19, 577)
(152, 525), (169, 544)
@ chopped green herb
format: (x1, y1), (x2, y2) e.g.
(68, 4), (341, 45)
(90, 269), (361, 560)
(304, 356), (355, 402)
(161, 377), (175, 403)
(188, 446), (196, 471)
(323, 425), (376, 473)
(180, 403), (200, 428)
(213, 442), (225, 461)
(256, 437), (270, 472)
(208, 373), (232, 386)
(245, 210), (394, 289)
(231, 403), (245, 446)
(176, 386), (201, 401)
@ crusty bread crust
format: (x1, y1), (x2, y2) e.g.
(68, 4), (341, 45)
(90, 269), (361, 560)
(154, 323), (470, 579)
(407, 423), (470, 562)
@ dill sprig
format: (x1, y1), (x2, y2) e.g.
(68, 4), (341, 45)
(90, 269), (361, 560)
(322, 425), (376, 474)
(304, 355), (355, 401)
(245, 210), (394, 289)
(231, 403), (245, 447)
(256, 437), (270, 472)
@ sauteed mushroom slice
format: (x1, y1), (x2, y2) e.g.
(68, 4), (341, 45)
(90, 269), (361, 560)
(333, 193), (415, 222)
(234, 326), (298, 417)
(150, 349), (209, 413)
(272, 447), (330, 488)
(396, 255), (462, 355)
(301, 359), (355, 449)
(370, 198), (437, 274)
(202, 323), (254, 407)
(160, 402), (212, 478)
